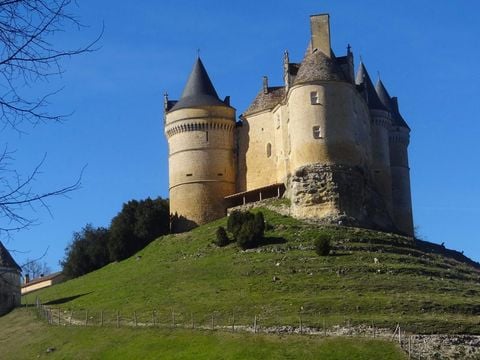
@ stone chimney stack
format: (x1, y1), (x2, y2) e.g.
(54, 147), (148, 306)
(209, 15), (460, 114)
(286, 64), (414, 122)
(262, 76), (269, 94)
(310, 14), (331, 58)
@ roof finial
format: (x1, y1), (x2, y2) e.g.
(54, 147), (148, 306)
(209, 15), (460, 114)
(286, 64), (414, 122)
(359, 54), (363, 63)
(347, 43), (352, 54)
(377, 70), (381, 80)
(197, 48), (201, 58)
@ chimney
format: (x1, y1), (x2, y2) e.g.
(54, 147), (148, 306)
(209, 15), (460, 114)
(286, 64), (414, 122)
(262, 76), (269, 94)
(25, 274), (30, 284)
(310, 14), (331, 58)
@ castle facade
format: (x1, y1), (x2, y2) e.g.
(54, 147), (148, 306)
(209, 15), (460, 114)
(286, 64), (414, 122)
(164, 14), (413, 236)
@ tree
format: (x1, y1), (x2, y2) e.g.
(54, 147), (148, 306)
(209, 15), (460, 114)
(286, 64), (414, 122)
(0, 0), (101, 236)
(108, 197), (170, 262)
(21, 258), (51, 279)
(61, 224), (110, 279)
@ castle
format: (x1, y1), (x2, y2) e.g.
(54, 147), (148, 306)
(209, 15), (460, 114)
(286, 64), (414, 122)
(164, 14), (413, 236)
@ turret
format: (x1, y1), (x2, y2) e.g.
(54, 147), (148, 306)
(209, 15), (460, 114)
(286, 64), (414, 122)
(287, 14), (371, 171)
(356, 64), (393, 216)
(164, 57), (236, 232)
(376, 79), (413, 235)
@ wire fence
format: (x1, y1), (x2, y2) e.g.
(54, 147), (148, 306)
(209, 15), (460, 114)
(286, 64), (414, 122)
(26, 297), (425, 359)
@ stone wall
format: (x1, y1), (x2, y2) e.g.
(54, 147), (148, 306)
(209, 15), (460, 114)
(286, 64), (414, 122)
(288, 163), (395, 231)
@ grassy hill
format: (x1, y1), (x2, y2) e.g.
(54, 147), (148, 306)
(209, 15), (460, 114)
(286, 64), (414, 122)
(0, 309), (407, 360)
(23, 206), (480, 335)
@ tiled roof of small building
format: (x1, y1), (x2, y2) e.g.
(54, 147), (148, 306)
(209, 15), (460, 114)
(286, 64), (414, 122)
(355, 62), (388, 112)
(293, 47), (347, 85)
(0, 241), (21, 271)
(243, 86), (285, 116)
(170, 57), (229, 111)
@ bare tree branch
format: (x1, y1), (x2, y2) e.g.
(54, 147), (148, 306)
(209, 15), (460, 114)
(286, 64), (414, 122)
(0, 0), (103, 128)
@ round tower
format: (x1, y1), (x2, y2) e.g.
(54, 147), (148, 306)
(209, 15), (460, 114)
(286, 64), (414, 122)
(164, 58), (236, 232)
(375, 79), (414, 236)
(288, 16), (371, 171)
(356, 64), (393, 216)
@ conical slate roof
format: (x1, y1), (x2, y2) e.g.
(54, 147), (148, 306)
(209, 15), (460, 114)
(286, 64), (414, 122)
(170, 57), (227, 111)
(294, 45), (346, 85)
(355, 62), (388, 111)
(0, 241), (21, 271)
(375, 79), (410, 129)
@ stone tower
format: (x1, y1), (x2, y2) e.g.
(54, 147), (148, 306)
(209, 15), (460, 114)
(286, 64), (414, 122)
(376, 79), (414, 235)
(356, 64), (394, 216)
(164, 58), (236, 232)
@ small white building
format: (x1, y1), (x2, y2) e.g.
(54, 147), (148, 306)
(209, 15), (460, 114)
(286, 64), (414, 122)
(0, 241), (21, 316)
(21, 272), (65, 295)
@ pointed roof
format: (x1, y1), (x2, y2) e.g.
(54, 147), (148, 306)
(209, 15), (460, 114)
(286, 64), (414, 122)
(0, 241), (21, 271)
(390, 97), (410, 130)
(355, 62), (388, 111)
(170, 57), (228, 111)
(375, 79), (410, 130)
(293, 44), (346, 85)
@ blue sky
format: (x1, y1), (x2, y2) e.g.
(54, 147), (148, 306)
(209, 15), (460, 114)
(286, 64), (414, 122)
(4, 0), (480, 269)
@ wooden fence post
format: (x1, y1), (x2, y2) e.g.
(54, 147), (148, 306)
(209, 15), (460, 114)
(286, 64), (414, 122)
(101, 310), (104, 327)
(116, 311), (120, 328)
(211, 313), (215, 330)
(299, 314), (303, 335)
(152, 310), (156, 327)
(58, 308), (61, 325)
(172, 310), (175, 328)
(191, 312), (194, 329)
(323, 318), (326, 337)
(85, 310), (88, 326)
(408, 336), (412, 359)
(232, 311), (235, 332)
(134, 311), (137, 327)
(254, 315), (257, 334)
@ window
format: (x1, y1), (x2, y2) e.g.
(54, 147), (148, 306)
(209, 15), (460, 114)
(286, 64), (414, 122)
(186, 173), (193, 177)
(217, 173), (223, 176)
(313, 126), (322, 139)
(310, 91), (321, 105)
(266, 143), (272, 158)
(205, 131), (209, 142)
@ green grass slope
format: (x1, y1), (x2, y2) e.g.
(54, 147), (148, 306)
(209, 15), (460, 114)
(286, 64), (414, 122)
(0, 309), (406, 360)
(24, 208), (480, 334)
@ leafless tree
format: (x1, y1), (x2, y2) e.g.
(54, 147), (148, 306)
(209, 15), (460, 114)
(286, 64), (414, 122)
(21, 257), (51, 279)
(0, 0), (101, 235)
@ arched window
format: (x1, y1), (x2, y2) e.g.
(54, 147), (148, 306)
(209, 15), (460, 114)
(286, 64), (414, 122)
(266, 143), (272, 158)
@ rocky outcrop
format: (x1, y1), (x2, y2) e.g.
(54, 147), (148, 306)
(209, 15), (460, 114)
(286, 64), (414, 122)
(287, 164), (395, 232)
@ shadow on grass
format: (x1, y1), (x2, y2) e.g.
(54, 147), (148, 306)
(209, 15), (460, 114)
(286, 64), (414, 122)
(259, 236), (287, 246)
(44, 292), (93, 305)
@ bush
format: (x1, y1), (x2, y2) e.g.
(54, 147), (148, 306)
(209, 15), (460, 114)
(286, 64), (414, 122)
(227, 210), (266, 250)
(254, 212), (265, 237)
(227, 210), (245, 238)
(215, 226), (230, 247)
(314, 234), (331, 256)
(236, 220), (257, 250)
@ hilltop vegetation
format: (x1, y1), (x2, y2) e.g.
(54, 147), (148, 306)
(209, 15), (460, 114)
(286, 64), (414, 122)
(25, 206), (480, 334)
